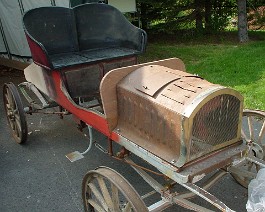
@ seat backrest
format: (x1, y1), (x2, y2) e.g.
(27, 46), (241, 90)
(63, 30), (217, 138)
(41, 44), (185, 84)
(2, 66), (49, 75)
(74, 3), (143, 51)
(23, 7), (79, 55)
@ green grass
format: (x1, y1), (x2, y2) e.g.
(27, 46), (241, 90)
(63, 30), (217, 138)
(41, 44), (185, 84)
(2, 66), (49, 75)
(139, 31), (265, 110)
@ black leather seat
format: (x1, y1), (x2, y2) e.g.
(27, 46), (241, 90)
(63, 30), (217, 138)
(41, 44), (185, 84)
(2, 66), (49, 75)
(23, 3), (147, 70)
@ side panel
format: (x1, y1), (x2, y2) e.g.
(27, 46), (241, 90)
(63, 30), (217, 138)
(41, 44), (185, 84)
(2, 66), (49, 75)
(116, 88), (182, 164)
(24, 63), (51, 97)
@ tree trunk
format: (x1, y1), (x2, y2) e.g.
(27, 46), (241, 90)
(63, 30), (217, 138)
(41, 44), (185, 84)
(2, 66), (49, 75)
(140, 3), (148, 31)
(205, 0), (212, 33)
(238, 0), (249, 42)
(195, 0), (204, 33)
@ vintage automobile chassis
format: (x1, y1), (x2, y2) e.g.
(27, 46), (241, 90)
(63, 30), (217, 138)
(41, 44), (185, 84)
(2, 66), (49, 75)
(3, 3), (265, 211)
(3, 58), (265, 211)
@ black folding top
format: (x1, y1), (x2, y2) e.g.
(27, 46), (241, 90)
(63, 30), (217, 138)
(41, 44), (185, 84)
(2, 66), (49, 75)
(23, 3), (147, 70)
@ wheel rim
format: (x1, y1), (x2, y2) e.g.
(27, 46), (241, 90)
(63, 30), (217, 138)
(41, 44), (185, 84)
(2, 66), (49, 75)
(3, 83), (27, 144)
(231, 110), (265, 188)
(82, 167), (148, 212)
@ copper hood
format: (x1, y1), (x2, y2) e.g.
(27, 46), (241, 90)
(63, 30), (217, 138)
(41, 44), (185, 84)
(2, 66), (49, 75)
(100, 58), (243, 167)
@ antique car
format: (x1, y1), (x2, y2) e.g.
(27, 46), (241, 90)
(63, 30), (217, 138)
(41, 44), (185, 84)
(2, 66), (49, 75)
(3, 3), (265, 211)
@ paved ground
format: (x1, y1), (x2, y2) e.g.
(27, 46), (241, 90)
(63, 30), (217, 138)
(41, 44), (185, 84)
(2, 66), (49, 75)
(0, 67), (248, 211)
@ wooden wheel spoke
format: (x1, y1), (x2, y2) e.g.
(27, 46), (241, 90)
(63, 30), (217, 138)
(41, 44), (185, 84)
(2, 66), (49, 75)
(3, 83), (28, 144)
(87, 199), (106, 212)
(4, 93), (11, 109)
(14, 112), (22, 133)
(97, 176), (115, 211)
(6, 103), (11, 112)
(248, 116), (254, 141)
(258, 121), (265, 146)
(82, 167), (148, 212)
(111, 183), (120, 211)
(15, 118), (22, 138)
(10, 118), (16, 130)
(241, 128), (248, 142)
(6, 89), (15, 108)
(6, 88), (11, 101)
(13, 119), (21, 138)
(233, 110), (265, 188)
(14, 113), (21, 122)
(88, 182), (109, 211)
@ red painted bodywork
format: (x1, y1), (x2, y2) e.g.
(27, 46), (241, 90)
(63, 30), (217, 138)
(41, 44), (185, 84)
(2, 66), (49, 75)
(25, 34), (52, 70)
(51, 71), (119, 142)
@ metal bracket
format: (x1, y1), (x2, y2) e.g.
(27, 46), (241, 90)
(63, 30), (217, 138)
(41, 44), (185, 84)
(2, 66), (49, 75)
(246, 155), (265, 168)
(18, 82), (57, 111)
(66, 125), (93, 162)
(179, 183), (234, 212)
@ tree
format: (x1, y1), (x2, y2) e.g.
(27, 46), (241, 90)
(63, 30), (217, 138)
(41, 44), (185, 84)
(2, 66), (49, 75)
(205, 0), (212, 33)
(238, 0), (249, 42)
(137, 0), (254, 42)
(138, 0), (237, 33)
(195, 0), (204, 33)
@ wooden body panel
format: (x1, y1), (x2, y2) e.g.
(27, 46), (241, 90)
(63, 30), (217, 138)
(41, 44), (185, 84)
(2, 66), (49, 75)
(24, 63), (56, 100)
(24, 63), (50, 96)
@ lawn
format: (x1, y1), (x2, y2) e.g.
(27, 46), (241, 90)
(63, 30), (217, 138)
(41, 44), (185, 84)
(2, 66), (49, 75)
(139, 31), (265, 110)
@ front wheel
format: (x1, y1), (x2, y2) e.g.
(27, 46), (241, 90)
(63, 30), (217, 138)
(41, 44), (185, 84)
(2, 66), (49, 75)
(82, 166), (148, 212)
(3, 82), (28, 144)
(231, 109), (265, 188)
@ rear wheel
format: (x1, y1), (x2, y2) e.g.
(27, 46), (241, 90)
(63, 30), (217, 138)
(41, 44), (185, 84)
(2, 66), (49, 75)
(231, 109), (265, 188)
(82, 166), (148, 212)
(3, 83), (28, 144)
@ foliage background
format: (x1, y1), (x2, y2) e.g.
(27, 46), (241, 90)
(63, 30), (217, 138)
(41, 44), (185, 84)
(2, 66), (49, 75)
(136, 0), (265, 34)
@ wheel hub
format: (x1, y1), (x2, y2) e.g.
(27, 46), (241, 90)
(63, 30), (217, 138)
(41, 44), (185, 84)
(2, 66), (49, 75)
(250, 142), (264, 159)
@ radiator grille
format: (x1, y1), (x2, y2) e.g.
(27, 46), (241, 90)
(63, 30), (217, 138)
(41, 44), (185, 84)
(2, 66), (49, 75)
(190, 94), (241, 160)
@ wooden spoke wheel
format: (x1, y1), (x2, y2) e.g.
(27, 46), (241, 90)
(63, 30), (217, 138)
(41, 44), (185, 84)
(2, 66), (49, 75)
(82, 166), (148, 212)
(3, 83), (28, 144)
(231, 109), (265, 188)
